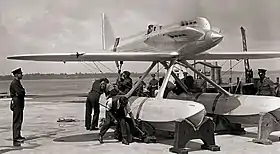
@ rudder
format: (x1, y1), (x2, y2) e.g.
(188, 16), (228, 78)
(101, 13), (116, 50)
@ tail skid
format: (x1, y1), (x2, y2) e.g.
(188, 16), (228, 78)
(101, 13), (116, 50)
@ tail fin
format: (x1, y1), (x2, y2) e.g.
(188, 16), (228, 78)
(101, 13), (116, 50)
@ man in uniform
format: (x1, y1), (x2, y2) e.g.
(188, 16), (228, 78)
(147, 74), (158, 97)
(256, 69), (276, 96)
(10, 68), (26, 146)
(99, 89), (136, 145)
(116, 71), (133, 94)
(85, 78), (109, 130)
(134, 76), (146, 96)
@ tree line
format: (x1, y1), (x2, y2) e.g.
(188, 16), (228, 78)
(0, 72), (147, 81)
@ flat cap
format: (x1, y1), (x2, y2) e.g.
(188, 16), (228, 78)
(122, 71), (130, 76)
(258, 69), (267, 73)
(11, 68), (23, 75)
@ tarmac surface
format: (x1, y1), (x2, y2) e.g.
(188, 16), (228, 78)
(1, 97), (280, 154)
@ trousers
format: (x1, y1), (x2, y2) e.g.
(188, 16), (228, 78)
(85, 93), (100, 129)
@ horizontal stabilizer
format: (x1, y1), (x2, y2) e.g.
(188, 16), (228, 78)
(191, 51), (280, 60)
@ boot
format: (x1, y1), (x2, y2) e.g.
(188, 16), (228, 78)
(98, 135), (104, 144)
(90, 127), (99, 131)
(122, 138), (129, 145)
(13, 140), (22, 147)
(18, 136), (26, 140)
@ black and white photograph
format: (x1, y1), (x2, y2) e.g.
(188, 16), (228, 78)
(1, 0), (280, 153)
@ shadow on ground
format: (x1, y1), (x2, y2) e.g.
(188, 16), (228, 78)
(216, 131), (280, 143)
(53, 131), (206, 152)
(53, 132), (115, 142)
(241, 132), (280, 143)
(0, 143), (40, 154)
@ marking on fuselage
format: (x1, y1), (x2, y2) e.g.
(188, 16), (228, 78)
(75, 52), (84, 58)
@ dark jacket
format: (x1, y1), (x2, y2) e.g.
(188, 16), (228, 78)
(89, 80), (104, 95)
(117, 77), (133, 94)
(10, 79), (26, 110)
(256, 77), (276, 96)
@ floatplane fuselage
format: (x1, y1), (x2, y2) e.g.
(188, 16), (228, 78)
(6, 15), (224, 130)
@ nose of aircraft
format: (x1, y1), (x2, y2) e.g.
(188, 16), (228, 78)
(211, 32), (223, 43)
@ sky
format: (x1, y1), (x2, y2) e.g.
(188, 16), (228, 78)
(1, 0), (280, 75)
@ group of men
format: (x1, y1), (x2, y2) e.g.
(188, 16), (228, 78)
(84, 70), (165, 145)
(84, 68), (279, 145)
(84, 70), (138, 145)
(8, 67), (278, 147)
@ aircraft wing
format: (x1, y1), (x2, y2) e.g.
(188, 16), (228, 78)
(7, 51), (179, 62)
(191, 51), (280, 60)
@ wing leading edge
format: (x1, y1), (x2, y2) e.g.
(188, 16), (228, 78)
(7, 51), (280, 62)
(7, 52), (179, 62)
(190, 51), (280, 60)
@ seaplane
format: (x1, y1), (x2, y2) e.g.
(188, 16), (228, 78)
(7, 13), (280, 152)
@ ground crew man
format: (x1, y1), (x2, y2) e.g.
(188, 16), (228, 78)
(173, 72), (188, 95)
(99, 89), (136, 145)
(9, 68), (26, 146)
(116, 71), (133, 94)
(196, 76), (207, 92)
(85, 78), (109, 130)
(183, 75), (202, 93)
(134, 76), (146, 96)
(158, 77), (175, 98)
(147, 74), (158, 97)
(256, 69), (276, 96)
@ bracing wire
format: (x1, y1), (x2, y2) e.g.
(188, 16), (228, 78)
(92, 62), (108, 79)
(234, 71), (245, 94)
(220, 60), (228, 67)
(97, 62), (116, 73)
(80, 60), (171, 97)
(80, 61), (98, 73)
(80, 61), (110, 83)
(222, 60), (242, 76)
